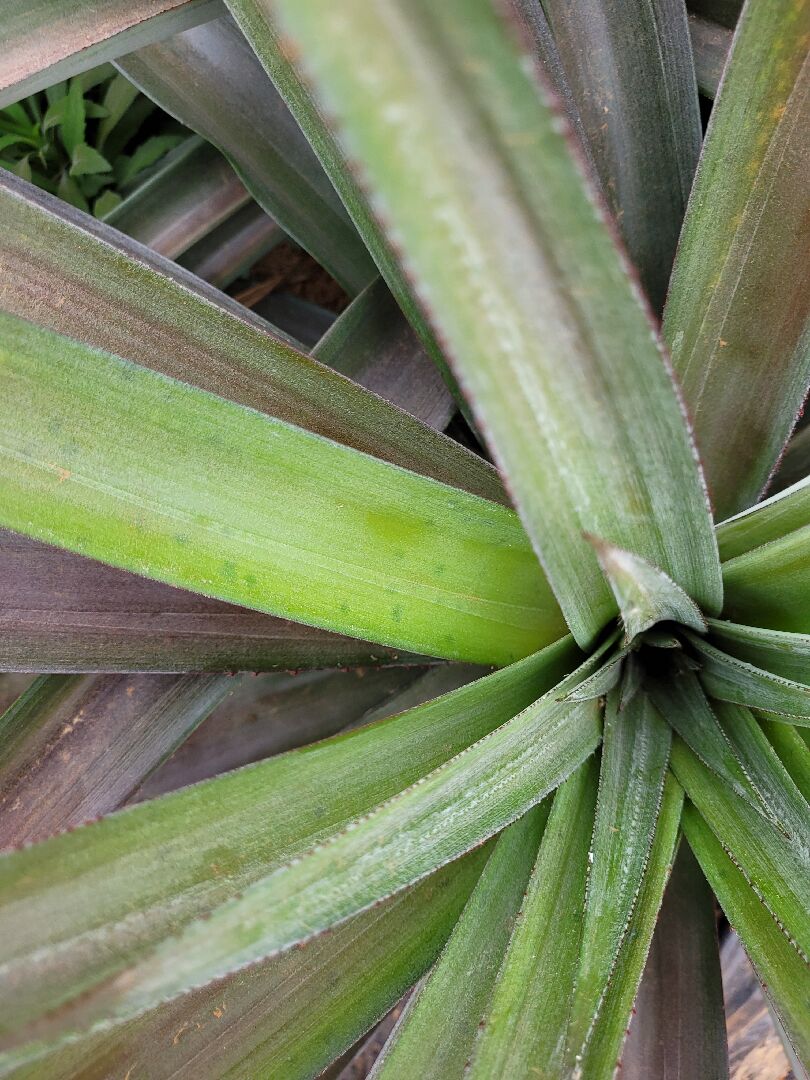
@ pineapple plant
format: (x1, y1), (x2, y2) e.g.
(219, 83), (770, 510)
(0, 0), (807, 1076)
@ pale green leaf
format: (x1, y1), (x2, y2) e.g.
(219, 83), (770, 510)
(0, 642), (576, 1051)
(69, 142), (111, 177)
(588, 538), (707, 642)
(0, 171), (504, 504)
(0, 312), (562, 665)
(269, 0), (723, 648)
(0, 852), (487, 1080)
(565, 689), (672, 1067)
(95, 72), (140, 148)
(467, 761), (597, 1080)
(371, 806), (549, 1080)
(684, 804), (810, 1067)
(663, 0), (810, 519)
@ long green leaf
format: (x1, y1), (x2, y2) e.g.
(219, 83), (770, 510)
(690, 635), (810, 723)
(116, 14), (375, 294)
(0, 0), (223, 107)
(223, 0), (471, 419)
(467, 762), (597, 1079)
(771, 422), (810, 495)
(0, 172), (504, 503)
(103, 135), (249, 259)
(649, 669), (766, 810)
(0, 530), (412, 673)
(670, 737), (810, 960)
(0, 852), (487, 1080)
(760, 717), (810, 802)
(663, 0), (810, 519)
(565, 689), (672, 1066)
(708, 620), (810, 682)
(0, 673), (230, 847)
(90, 662), (602, 1031)
(0, 641), (577, 1051)
(371, 806), (549, 1080)
(684, 804), (810, 1067)
(574, 775), (683, 1078)
(719, 479), (810, 632)
(542, 0), (702, 311)
(621, 844), (729, 1080)
(0, 312), (561, 665)
(269, 0), (722, 648)
(135, 665), (452, 801)
(313, 277), (455, 431)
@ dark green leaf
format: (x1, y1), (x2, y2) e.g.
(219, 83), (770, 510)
(372, 806), (549, 1079)
(114, 133), (183, 185)
(663, 0), (810, 519)
(760, 717), (810, 803)
(573, 773), (685, 1078)
(57, 78), (85, 157)
(467, 762), (597, 1079)
(688, 14), (732, 98)
(565, 689), (672, 1066)
(588, 538), (707, 642)
(177, 200), (282, 289)
(0, 641), (576, 1050)
(708, 620), (810, 683)
(684, 804), (810, 1067)
(268, 0), (723, 648)
(690, 634), (810, 723)
(671, 737), (810, 961)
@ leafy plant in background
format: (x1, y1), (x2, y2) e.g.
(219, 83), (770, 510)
(0, 65), (183, 215)
(0, 0), (807, 1078)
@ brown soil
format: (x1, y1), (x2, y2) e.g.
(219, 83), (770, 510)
(231, 241), (350, 313)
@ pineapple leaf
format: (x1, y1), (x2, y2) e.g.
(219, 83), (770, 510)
(541, 0), (701, 312)
(689, 634), (810, 723)
(684, 803), (810, 1066)
(0, 0), (223, 108)
(267, 0), (723, 649)
(371, 804), (550, 1080)
(671, 737), (810, 961)
(587, 537), (707, 643)
(708, 620), (810, 683)
(0, 672), (231, 847)
(116, 15), (376, 295)
(621, 844), (729, 1080)
(664, 0), (810, 519)
(467, 762), (597, 1079)
(102, 135), (249, 260)
(760, 717), (810, 802)
(0, 311), (563, 666)
(0, 643), (575, 1051)
(564, 688), (672, 1068)
(0, 852), (488, 1080)
(571, 772), (684, 1078)
(0, 172), (504, 504)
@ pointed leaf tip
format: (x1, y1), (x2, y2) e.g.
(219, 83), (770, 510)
(586, 536), (707, 642)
